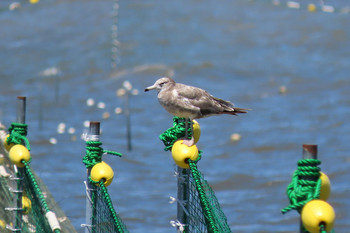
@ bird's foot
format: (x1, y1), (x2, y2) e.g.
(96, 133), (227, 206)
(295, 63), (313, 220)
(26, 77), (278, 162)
(181, 137), (195, 147)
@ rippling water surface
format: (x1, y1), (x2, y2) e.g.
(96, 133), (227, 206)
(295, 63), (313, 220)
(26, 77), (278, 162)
(1, 0), (350, 232)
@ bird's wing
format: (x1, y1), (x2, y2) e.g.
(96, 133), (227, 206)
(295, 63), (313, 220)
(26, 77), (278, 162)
(176, 84), (233, 114)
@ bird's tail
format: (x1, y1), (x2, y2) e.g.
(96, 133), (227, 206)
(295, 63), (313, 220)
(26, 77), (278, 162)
(213, 97), (249, 115)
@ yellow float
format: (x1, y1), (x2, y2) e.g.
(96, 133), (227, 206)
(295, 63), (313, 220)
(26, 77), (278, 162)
(4, 134), (15, 152)
(308, 4), (317, 12)
(22, 196), (32, 215)
(90, 161), (114, 187)
(9, 145), (31, 167)
(171, 140), (199, 169)
(319, 172), (331, 201)
(192, 120), (201, 144)
(301, 199), (335, 233)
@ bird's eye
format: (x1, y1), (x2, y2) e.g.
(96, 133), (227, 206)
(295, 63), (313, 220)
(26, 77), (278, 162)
(159, 82), (165, 87)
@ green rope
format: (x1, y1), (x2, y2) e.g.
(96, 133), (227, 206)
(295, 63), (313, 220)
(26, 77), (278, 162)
(282, 159), (322, 214)
(23, 161), (50, 213)
(188, 159), (219, 233)
(159, 117), (192, 151)
(7, 122), (31, 150)
(83, 141), (122, 169)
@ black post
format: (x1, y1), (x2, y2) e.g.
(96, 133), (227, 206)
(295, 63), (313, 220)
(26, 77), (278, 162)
(300, 144), (318, 233)
(14, 96), (26, 232)
(85, 122), (100, 233)
(177, 166), (189, 232)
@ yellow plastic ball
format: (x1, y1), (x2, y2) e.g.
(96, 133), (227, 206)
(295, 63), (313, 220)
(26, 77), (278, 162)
(22, 196), (32, 215)
(171, 140), (199, 169)
(192, 120), (201, 144)
(91, 161), (114, 187)
(308, 4), (316, 12)
(0, 219), (5, 229)
(301, 200), (335, 233)
(4, 134), (15, 152)
(9, 145), (31, 168)
(319, 172), (331, 201)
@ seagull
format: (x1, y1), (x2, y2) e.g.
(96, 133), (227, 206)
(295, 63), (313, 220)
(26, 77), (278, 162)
(145, 77), (248, 146)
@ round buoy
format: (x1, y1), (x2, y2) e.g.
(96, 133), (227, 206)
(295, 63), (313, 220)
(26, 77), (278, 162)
(308, 4), (317, 12)
(22, 196), (32, 215)
(4, 134), (15, 152)
(192, 120), (201, 144)
(90, 161), (114, 187)
(171, 140), (199, 169)
(319, 172), (331, 201)
(9, 145), (30, 168)
(301, 200), (335, 233)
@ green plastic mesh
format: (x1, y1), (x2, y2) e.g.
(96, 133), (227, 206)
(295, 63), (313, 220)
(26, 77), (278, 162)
(89, 180), (129, 233)
(187, 161), (231, 233)
(0, 157), (59, 232)
(0, 122), (63, 233)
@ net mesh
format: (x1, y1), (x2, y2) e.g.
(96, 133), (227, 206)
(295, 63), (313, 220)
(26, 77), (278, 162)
(90, 182), (129, 233)
(0, 157), (57, 232)
(0, 126), (76, 233)
(186, 163), (231, 233)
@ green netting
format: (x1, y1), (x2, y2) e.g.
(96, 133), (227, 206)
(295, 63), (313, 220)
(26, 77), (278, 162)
(0, 123), (63, 233)
(187, 161), (231, 233)
(89, 180), (129, 233)
(83, 139), (128, 233)
(160, 116), (232, 233)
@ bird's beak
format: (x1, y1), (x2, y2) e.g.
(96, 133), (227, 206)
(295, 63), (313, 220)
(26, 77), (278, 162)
(144, 85), (156, 92)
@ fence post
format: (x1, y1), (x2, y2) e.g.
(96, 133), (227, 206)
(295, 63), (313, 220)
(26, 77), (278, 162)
(300, 144), (318, 233)
(177, 166), (190, 232)
(13, 96), (26, 232)
(85, 121), (100, 233)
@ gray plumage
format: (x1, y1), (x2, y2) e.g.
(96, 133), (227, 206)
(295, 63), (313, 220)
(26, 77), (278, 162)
(145, 77), (247, 119)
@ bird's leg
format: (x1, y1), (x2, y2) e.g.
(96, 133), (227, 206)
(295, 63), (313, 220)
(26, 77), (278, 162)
(182, 118), (195, 146)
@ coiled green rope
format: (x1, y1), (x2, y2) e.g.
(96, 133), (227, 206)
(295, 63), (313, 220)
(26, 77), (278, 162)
(7, 122), (31, 150)
(282, 159), (322, 214)
(82, 141), (122, 169)
(159, 117), (192, 151)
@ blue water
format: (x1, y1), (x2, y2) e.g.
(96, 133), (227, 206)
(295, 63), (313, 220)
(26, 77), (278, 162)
(1, 0), (350, 232)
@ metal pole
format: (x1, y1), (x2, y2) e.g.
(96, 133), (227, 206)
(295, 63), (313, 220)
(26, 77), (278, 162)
(14, 96), (26, 232)
(85, 122), (100, 233)
(300, 144), (318, 233)
(125, 91), (132, 151)
(177, 166), (189, 232)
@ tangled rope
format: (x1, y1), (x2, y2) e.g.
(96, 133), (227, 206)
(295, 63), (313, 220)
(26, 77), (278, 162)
(82, 141), (122, 169)
(282, 159), (322, 214)
(159, 117), (192, 151)
(7, 122), (31, 150)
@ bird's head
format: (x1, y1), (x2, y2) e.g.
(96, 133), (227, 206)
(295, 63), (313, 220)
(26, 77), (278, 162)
(144, 77), (175, 92)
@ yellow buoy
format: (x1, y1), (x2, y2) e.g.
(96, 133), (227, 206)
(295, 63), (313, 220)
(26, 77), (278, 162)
(301, 200), (335, 233)
(319, 172), (331, 201)
(4, 134), (15, 152)
(9, 145), (31, 168)
(29, 0), (39, 4)
(308, 4), (317, 12)
(22, 196), (32, 215)
(171, 140), (199, 169)
(192, 120), (201, 144)
(90, 161), (114, 187)
(0, 219), (6, 229)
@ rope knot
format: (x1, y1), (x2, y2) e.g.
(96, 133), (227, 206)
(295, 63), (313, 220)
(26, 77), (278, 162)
(159, 117), (192, 151)
(7, 122), (31, 150)
(282, 159), (322, 214)
(83, 141), (122, 169)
